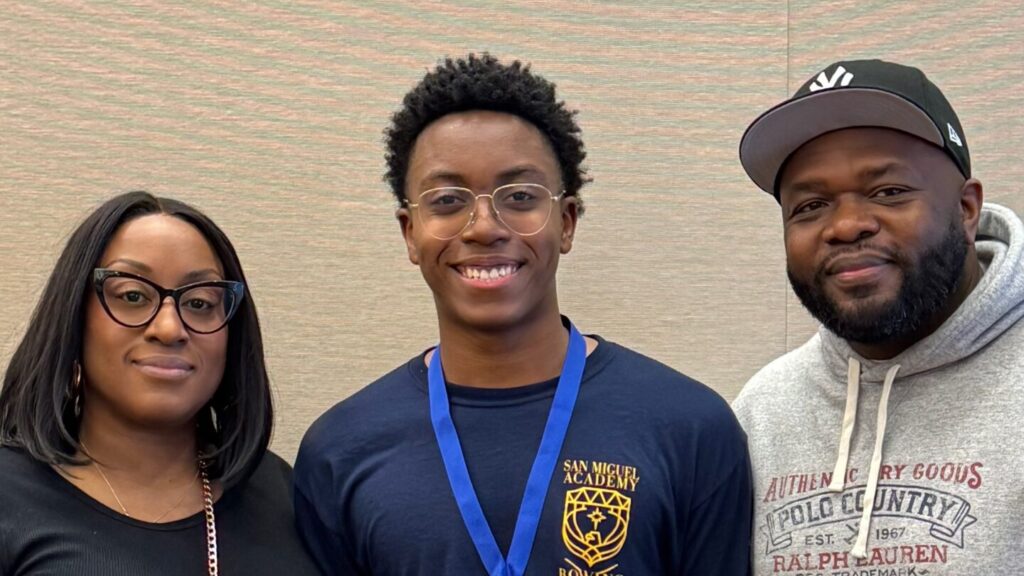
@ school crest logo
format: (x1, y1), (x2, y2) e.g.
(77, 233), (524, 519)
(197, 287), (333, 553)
(562, 487), (631, 567)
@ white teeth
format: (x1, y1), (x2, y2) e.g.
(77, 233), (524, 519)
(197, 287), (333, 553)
(461, 264), (517, 281)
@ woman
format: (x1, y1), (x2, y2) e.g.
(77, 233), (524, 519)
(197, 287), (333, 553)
(0, 192), (320, 575)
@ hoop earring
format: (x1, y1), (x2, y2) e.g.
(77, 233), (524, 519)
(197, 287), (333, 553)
(71, 361), (83, 419)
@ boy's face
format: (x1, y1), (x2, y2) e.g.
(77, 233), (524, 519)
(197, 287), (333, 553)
(397, 110), (579, 333)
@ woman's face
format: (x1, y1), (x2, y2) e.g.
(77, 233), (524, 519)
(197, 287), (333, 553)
(81, 214), (229, 431)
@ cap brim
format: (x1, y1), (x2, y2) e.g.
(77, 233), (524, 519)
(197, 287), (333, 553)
(739, 88), (944, 195)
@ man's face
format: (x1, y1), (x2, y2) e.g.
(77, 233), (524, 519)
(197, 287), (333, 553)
(779, 127), (973, 345)
(397, 110), (578, 333)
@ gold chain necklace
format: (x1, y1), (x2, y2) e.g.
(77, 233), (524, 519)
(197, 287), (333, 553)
(82, 444), (219, 576)
(90, 462), (198, 522)
(200, 462), (219, 576)
(89, 457), (130, 515)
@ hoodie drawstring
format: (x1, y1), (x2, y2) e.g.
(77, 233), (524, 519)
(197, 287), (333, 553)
(828, 358), (862, 492)
(828, 357), (901, 559)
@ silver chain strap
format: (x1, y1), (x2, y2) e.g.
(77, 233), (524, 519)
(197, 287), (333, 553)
(200, 465), (219, 576)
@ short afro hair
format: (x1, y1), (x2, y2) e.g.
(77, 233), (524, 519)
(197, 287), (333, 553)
(385, 53), (588, 210)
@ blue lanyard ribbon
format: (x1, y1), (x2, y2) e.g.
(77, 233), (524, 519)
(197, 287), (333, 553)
(428, 324), (586, 576)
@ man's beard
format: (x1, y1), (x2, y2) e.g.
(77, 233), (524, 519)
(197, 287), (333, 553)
(787, 222), (968, 344)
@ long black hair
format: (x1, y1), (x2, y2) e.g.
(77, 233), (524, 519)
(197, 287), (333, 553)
(0, 191), (272, 486)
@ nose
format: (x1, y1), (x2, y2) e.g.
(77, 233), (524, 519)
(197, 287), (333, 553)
(460, 194), (511, 243)
(144, 297), (189, 345)
(823, 197), (880, 244)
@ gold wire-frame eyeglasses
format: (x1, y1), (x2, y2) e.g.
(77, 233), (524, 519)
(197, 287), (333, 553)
(404, 183), (565, 240)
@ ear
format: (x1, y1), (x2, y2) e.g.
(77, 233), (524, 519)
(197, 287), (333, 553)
(958, 178), (984, 246)
(559, 195), (580, 254)
(396, 206), (420, 265)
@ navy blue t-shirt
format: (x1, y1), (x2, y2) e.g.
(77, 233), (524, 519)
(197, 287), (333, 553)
(295, 335), (752, 575)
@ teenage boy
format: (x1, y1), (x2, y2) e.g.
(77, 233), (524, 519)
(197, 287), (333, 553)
(295, 54), (752, 576)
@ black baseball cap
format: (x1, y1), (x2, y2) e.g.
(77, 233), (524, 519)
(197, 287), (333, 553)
(739, 59), (971, 198)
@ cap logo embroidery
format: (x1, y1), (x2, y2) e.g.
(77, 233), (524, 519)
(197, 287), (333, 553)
(948, 123), (963, 146)
(809, 65), (853, 92)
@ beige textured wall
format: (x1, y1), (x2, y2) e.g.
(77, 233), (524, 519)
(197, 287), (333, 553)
(1, 2), (1021, 463)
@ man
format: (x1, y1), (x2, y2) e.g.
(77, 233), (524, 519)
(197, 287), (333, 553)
(733, 59), (1024, 574)
(294, 54), (751, 575)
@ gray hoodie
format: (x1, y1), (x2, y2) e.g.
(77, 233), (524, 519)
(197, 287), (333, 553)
(733, 203), (1024, 575)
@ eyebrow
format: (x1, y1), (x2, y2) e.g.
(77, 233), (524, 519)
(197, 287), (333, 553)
(496, 166), (547, 183)
(418, 165), (551, 189)
(857, 162), (911, 182)
(103, 258), (152, 273)
(419, 171), (465, 188)
(181, 268), (225, 283)
(103, 259), (224, 283)
(783, 162), (913, 196)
